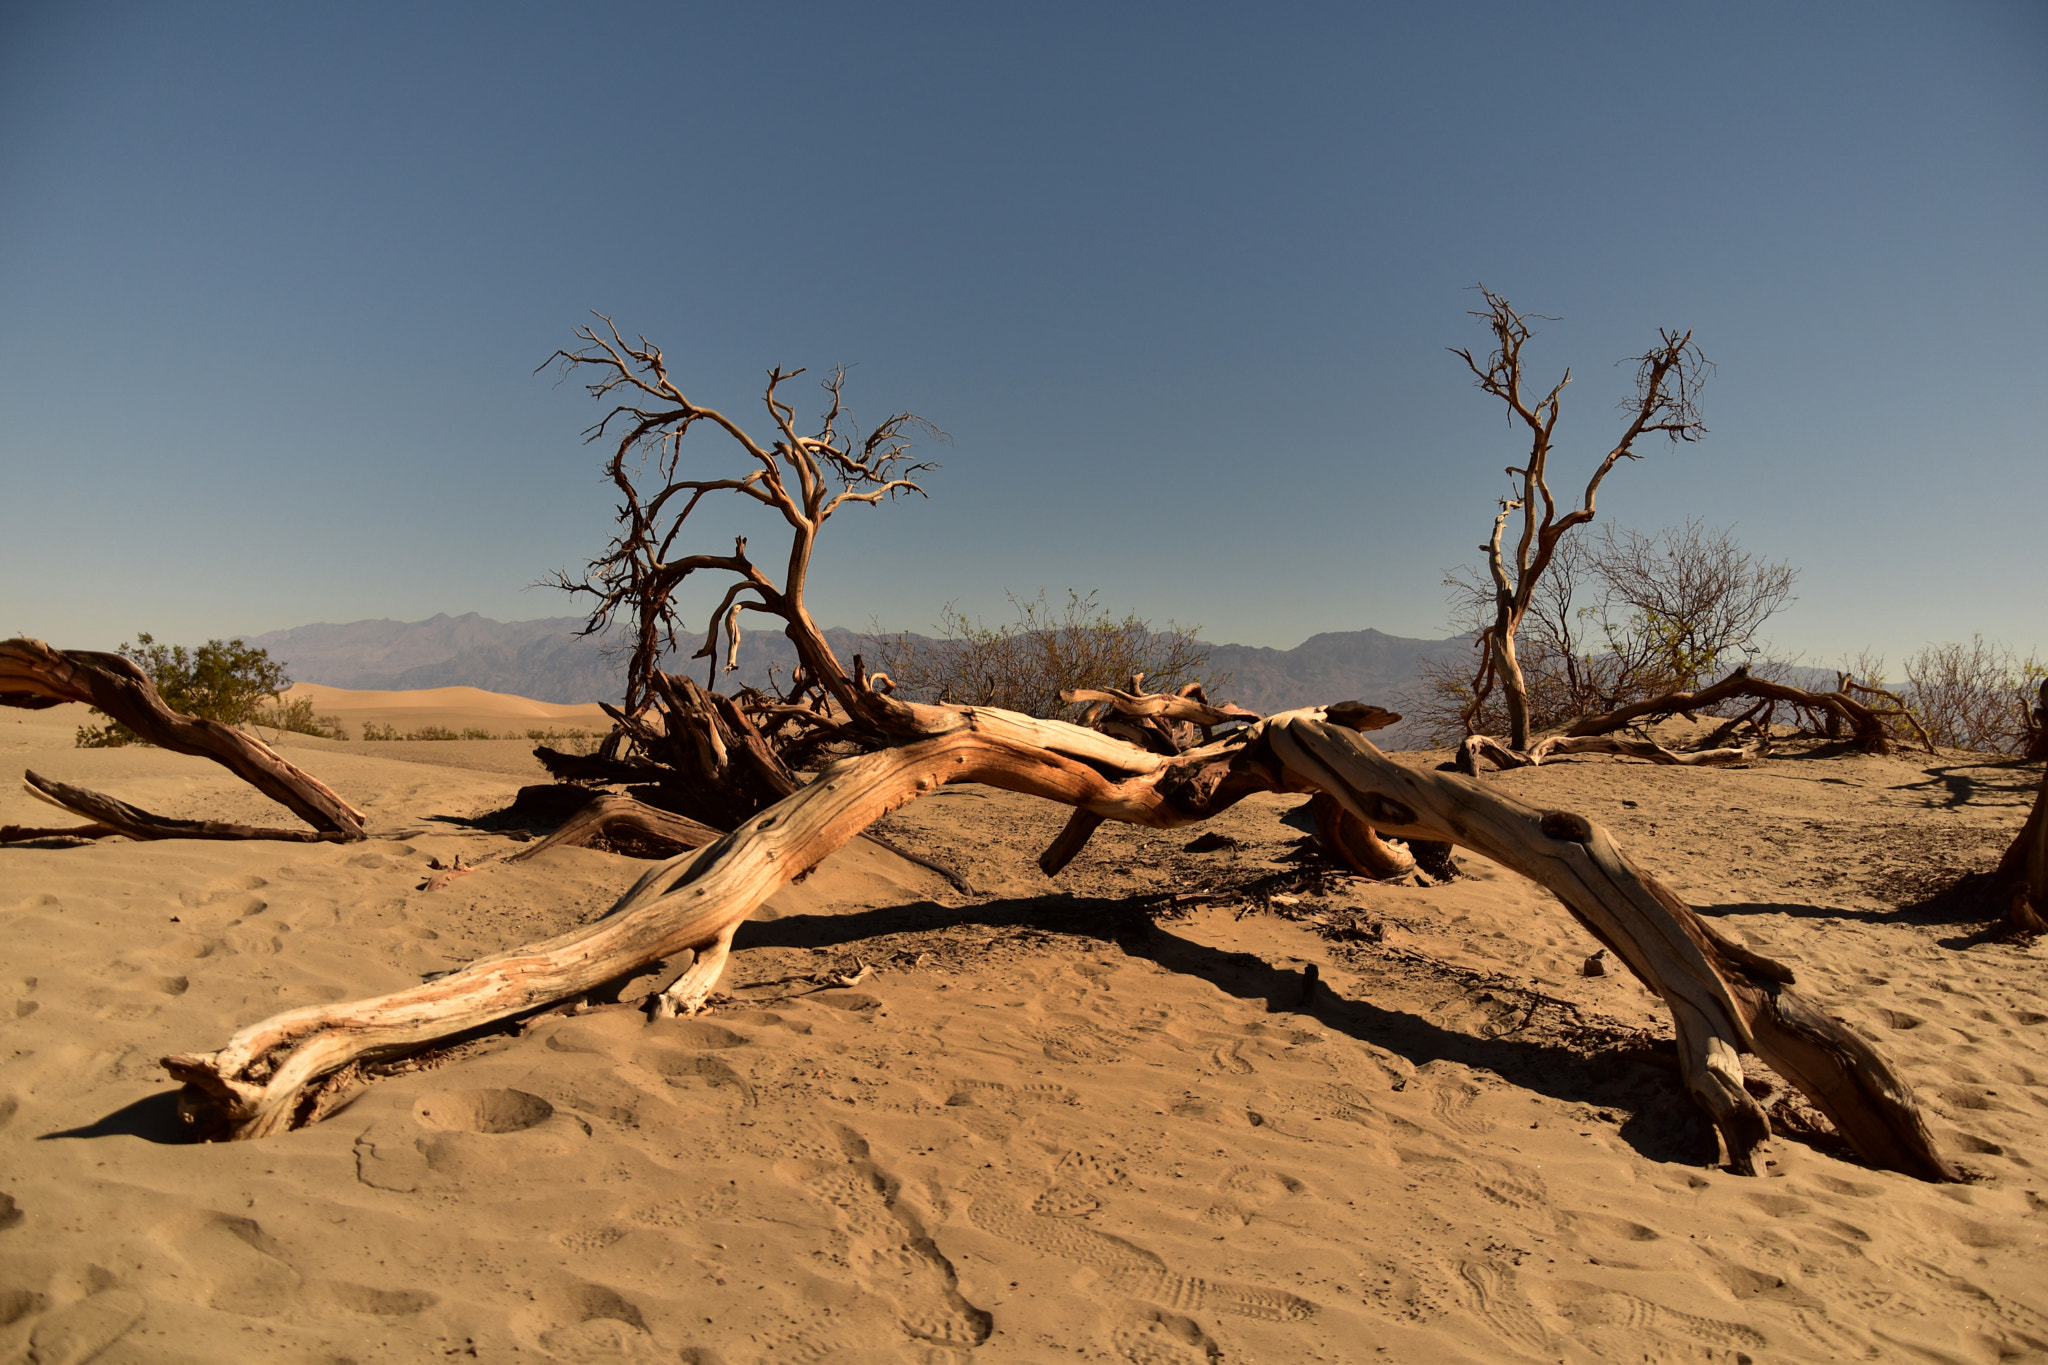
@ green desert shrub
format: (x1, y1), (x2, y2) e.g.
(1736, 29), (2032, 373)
(253, 695), (349, 740)
(870, 589), (1224, 721)
(76, 633), (291, 747)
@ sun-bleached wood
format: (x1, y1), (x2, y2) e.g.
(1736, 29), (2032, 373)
(0, 638), (365, 842)
(1456, 731), (1763, 777)
(160, 703), (1956, 1182)
(1269, 716), (1955, 1180)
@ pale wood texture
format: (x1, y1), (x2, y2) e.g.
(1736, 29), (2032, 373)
(16, 772), (354, 845)
(161, 703), (1957, 1183)
(1269, 716), (1956, 1181)
(0, 638), (365, 841)
(1456, 731), (1764, 777)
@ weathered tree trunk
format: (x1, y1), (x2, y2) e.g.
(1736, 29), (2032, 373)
(0, 639), (365, 842)
(1268, 717), (1955, 1181)
(1996, 761), (2048, 935)
(161, 702), (1956, 1183)
(1564, 665), (1928, 757)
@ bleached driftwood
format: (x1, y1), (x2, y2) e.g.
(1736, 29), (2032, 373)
(1456, 731), (1763, 778)
(161, 703), (1956, 1183)
(0, 638), (365, 843)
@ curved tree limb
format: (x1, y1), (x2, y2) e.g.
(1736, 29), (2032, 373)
(1564, 666), (1928, 757)
(0, 638), (365, 841)
(1267, 716), (1956, 1181)
(160, 705), (1956, 1183)
(12, 771), (354, 845)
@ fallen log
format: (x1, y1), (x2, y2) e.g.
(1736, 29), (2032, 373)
(1456, 731), (1763, 777)
(1563, 665), (1930, 756)
(1268, 717), (1955, 1181)
(160, 704), (1957, 1183)
(14, 772), (353, 845)
(0, 638), (364, 842)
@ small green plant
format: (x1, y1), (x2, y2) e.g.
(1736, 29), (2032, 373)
(252, 695), (350, 740)
(870, 589), (1223, 720)
(360, 722), (400, 741)
(525, 727), (601, 755)
(76, 633), (291, 747)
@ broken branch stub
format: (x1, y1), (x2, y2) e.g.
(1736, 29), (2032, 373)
(0, 638), (365, 843)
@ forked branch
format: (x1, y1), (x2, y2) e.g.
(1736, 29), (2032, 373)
(161, 700), (1956, 1184)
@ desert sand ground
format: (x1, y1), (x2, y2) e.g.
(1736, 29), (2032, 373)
(2, 688), (2045, 1364)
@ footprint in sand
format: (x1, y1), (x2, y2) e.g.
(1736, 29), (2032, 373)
(20, 1289), (144, 1365)
(1417, 1066), (1492, 1136)
(151, 1209), (303, 1317)
(1546, 1282), (1768, 1352)
(1035, 1019), (1130, 1064)
(1108, 1306), (1222, 1364)
(313, 1280), (438, 1316)
(964, 1173), (1315, 1324)
(634, 1047), (757, 1107)
(520, 1281), (660, 1360)
(414, 1088), (557, 1133)
(780, 1124), (992, 1350)
(945, 1079), (1080, 1108)
(1454, 1259), (1556, 1354)
(1205, 1039), (1254, 1075)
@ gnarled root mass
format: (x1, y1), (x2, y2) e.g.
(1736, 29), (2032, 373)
(0, 638), (364, 843)
(160, 702), (1957, 1183)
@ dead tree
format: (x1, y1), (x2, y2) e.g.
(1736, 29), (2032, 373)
(1451, 289), (1711, 751)
(162, 683), (1959, 1184)
(527, 316), (947, 848)
(1995, 680), (2048, 933)
(0, 639), (364, 844)
(1562, 665), (1933, 757)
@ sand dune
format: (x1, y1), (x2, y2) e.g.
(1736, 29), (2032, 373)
(2, 692), (2045, 1362)
(284, 681), (611, 735)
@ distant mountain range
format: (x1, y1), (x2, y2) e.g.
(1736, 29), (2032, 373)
(247, 613), (1467, 739)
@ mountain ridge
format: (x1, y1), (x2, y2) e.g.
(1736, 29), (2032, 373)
(245, 613), (1467, 730)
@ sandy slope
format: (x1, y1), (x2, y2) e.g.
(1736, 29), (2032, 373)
(2, 698), (2046, 1364)
(283, 682), (612, 736)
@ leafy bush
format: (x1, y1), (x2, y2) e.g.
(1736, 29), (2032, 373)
(527, 727), (602, 755)
(1900, 637), (2046, 755)
(76, 633), (291, 747)
(870, 589), (1225, 721)
(253, 695), (349, 740)
(1416, 521), (1798, 744)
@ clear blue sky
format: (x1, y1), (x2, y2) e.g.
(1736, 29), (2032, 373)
(4, 3), (2042, 670)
